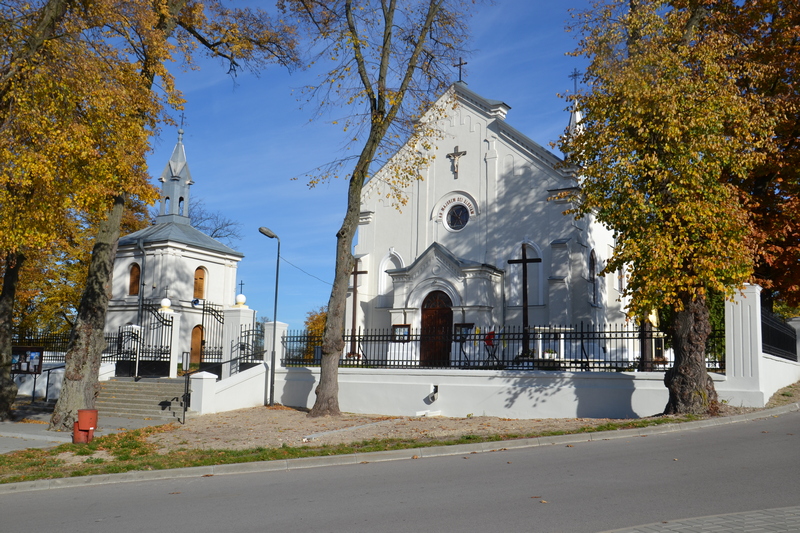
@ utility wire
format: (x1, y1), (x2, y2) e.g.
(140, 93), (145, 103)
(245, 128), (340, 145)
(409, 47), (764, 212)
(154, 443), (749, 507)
(280, 256), (333, 286)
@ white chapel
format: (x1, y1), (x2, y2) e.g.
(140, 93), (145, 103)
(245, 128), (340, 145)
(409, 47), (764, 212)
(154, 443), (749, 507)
(346, 82), (627, 355)
(105, 130), (254, 377)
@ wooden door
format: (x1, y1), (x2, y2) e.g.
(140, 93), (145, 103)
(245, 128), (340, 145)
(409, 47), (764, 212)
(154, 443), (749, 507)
(420, 291), (453, 367)
(190, 325), (204, 365)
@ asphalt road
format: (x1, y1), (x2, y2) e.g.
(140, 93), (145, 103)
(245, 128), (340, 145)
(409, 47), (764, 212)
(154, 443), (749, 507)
(2, 411), (799, 533)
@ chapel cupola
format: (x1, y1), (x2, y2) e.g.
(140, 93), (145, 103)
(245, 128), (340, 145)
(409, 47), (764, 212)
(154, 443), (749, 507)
(156, 128), (193, 225)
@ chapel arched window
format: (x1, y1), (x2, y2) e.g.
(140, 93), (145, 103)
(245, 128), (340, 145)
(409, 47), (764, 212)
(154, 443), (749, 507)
(193, 267), (207, 299)
(129, 263), (141, 296)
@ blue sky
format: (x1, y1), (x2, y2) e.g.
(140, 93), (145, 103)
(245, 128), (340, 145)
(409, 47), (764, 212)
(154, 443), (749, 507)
(145, 0), (591, 328)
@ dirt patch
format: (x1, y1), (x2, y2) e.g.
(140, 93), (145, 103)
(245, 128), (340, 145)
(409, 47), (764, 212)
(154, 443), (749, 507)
(146, 384), (794, 453)
(55, 450), (115, 466)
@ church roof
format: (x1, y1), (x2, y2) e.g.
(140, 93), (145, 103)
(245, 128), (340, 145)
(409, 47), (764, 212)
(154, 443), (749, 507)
(119, 221), (244, 258)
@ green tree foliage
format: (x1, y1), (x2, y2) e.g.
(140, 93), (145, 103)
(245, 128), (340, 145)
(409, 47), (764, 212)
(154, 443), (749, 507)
(560, 0), (775, 414)
(280, 0), (476, 417)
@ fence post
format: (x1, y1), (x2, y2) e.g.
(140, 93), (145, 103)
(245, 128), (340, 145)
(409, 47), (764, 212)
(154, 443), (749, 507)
(789, 318), (800, 358)
(724, 284), (763, 399)
(189, 372), (218, 415)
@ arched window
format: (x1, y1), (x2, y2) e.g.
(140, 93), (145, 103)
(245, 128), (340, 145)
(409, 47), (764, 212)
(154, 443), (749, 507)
(193, 267), (206, 299)
(129, 263), (141, 296)
(589, 250), (598, 305)
(378, 252), (403, 308)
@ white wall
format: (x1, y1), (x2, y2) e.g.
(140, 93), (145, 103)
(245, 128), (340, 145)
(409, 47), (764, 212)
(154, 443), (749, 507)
(13, 362), (116, 401)
(190, 363), (267, 415)
(275, 366), (676, 419)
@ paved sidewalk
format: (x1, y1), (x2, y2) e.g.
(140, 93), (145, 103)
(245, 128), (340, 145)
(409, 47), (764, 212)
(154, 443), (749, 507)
(0, 402), (170, 454)
(599, 505), (800, 532)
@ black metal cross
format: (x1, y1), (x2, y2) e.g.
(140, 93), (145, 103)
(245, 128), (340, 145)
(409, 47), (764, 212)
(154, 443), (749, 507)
(508, 245), (542, 356)
(446, 146), (467, 178)
(454, 58), (467, 82)
(569, 68), (582, 93)
(238, 280), (245, 294)
(348, 259), (368, 357)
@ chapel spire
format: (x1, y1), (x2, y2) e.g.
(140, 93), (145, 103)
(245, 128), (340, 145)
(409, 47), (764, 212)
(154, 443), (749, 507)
(156, 128), (194, 225)
(567, 68), (583, 137)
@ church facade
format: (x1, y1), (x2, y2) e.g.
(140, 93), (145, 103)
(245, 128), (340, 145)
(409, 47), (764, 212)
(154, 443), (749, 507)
(105, 130), (253, 377)
(346, 83), (628, 361)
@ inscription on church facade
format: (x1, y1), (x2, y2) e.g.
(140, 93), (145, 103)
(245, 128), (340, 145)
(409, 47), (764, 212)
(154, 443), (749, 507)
(436, 196), (476, 221)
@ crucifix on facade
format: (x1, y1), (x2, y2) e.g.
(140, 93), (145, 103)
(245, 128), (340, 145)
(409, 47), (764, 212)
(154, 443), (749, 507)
(348, 259), (368, 357)
(446, 146), (467, 179)
(508, 245), (541, 356)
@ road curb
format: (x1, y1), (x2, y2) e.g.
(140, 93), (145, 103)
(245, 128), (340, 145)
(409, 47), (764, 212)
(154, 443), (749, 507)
(1, 402), (797, 494)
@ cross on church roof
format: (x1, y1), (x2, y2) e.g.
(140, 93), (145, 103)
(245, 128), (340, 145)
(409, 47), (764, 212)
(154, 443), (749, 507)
(454, 58), (467, 82)
(569, 68), (582, 93)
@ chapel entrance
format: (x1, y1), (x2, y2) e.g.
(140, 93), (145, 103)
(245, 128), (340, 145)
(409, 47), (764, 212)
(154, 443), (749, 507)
(190, 325), (204, 365)
(420, 291), (453, 367)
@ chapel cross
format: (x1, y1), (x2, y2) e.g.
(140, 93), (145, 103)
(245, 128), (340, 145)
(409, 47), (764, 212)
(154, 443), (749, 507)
(569, 68), (582, 93)
(238, 280), (245, 294)
(446, 146), (467, 178)
(454, 58), (468, 82)
(348, 259), (368, 357)
(508, 245), (541, 356)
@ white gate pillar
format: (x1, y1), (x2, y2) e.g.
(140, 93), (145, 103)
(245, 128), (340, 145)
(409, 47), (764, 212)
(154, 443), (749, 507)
(222, 297), (256, 378)
(723, 284), (763, 404)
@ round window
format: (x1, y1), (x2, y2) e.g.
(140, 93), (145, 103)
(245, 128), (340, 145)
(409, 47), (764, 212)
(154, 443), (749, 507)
(446, 204), (469, 231)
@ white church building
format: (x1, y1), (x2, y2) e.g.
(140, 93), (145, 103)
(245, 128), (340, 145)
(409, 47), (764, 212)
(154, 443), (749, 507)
(104, 130), (256, 378)
(344, 82), (627, 365)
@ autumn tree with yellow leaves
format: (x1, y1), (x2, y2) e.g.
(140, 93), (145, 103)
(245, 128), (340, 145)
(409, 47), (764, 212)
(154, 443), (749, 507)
(560, 0), (779, 414)
(0, 0), (298, 423)
(278, 0), (476, 417)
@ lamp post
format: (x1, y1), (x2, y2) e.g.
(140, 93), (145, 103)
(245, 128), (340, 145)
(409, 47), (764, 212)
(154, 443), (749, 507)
(259, 226), (280, 406)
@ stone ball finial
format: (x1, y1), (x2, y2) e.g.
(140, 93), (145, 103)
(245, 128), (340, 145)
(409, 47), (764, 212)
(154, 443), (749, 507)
(160, 297), (171, 310)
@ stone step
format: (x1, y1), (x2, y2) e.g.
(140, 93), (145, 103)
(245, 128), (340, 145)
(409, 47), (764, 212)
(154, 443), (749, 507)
(97, 379), (193, 421)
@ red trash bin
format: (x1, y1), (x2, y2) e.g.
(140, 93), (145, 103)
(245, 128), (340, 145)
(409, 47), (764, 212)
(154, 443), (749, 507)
(73, 409), (98, 443)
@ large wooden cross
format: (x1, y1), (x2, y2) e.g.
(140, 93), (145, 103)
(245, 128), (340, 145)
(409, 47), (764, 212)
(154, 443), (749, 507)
(508, 245), (541, 355)
(348, 259), (368, 357)
(446, 146), (467, 178)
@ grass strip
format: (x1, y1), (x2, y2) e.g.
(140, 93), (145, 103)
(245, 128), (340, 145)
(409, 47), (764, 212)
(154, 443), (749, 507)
(0, 414), (700, 485)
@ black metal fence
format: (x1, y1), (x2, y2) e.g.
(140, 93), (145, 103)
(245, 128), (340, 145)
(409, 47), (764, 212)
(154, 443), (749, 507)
(11, 332), (120, 362)
(762, 310), (798, 361)
(283, 324), (726, 373)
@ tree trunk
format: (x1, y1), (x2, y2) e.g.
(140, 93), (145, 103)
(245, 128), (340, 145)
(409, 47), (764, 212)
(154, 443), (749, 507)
(0, 252), (25, 420)
(309, 131), (384, 417)
(663, 293), (718, 415)
(50, 195), (125, 431)
(308, 174), (361, 418)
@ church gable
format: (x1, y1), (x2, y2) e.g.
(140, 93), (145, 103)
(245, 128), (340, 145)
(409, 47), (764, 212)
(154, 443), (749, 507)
(352, 83), (624, 333)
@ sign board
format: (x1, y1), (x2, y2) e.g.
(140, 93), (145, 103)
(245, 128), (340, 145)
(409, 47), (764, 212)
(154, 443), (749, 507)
(11, 346), (44, 375)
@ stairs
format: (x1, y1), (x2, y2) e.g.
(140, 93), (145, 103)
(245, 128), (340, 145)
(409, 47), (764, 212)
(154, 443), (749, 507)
(97, 378), (196, 421)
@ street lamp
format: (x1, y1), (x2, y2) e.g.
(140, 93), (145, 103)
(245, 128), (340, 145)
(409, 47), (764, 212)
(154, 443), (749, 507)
(259, 226), (280, 406)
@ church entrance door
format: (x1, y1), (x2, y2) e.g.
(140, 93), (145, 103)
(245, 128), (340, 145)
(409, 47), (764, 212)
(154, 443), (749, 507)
(190, 325), (204, 366)
(420, 291), (453, 367)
